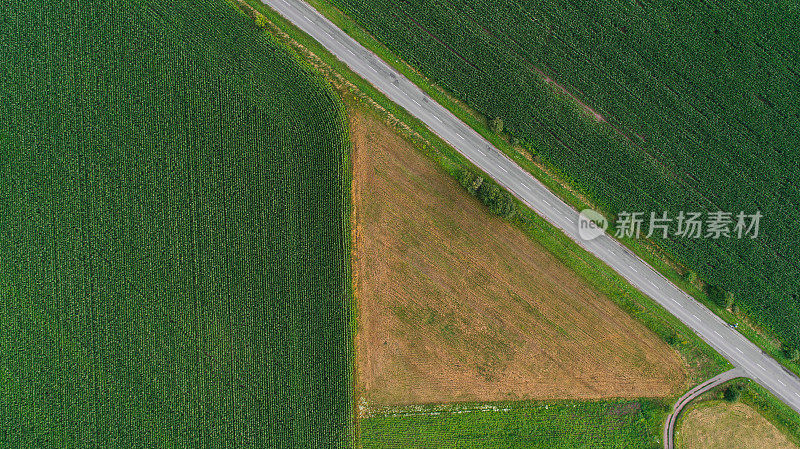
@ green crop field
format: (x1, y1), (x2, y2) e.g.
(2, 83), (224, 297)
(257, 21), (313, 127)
(361, 400), (667, 448)
(323, 0), (800, 349)
(0, 0), (352, 447)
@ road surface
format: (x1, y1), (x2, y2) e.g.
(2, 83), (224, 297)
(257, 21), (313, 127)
(663, 368), (744, 449)
(262, 0), (800, 415)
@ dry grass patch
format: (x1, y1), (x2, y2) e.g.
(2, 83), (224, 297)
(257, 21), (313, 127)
(677, 401), (798, 449)
(351, 108), (687, 406)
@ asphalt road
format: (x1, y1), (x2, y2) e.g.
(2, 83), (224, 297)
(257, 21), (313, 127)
(663, 368), (744, 449)
(263, 0), (800, 415)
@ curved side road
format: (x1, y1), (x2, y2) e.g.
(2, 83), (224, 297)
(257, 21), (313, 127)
(262, 0), (800, 415)
(663, 368), (745, 449)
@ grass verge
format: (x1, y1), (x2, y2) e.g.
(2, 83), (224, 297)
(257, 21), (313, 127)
(361, 399), (668, 449)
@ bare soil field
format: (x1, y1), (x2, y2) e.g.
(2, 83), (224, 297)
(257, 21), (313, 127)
(677, 401), (798, 449)
(350, 108), (687, 406)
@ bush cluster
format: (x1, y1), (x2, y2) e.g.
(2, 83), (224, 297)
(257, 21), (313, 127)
(458, 168), (516, 219)
(723, 384), (746, 402)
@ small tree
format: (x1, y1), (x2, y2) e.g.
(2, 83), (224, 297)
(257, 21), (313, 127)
(476, 182), (500, 211)
(724, 291), (735, 309)
(490, 117), (504, 134)
(255, 15), (268, 29)
(470, 176), (484, 194)
(458, 166), (516, 219)
(783, 345), (800, 363)
(723, 385), (744, 402)
(705, 284), (727, 308)
(684, 270), (698, 284)
(458, 168), (484, 195)
(476, 182), (516, 218)
(458, 168), (476, 191)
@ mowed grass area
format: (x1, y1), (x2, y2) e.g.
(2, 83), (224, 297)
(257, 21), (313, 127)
(674, 378), (800, 449)
(351, 107), (686, 406)
(361, 399), (667, 449)
(677, 401), (798, 449)
(322, 0), (800, 353)
(0, 1), (352, 447)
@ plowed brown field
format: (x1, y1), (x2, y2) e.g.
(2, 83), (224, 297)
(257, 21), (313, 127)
(351, 109), (686, 406)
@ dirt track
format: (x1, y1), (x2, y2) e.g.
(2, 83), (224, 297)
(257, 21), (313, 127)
(664, 368), (744, 449)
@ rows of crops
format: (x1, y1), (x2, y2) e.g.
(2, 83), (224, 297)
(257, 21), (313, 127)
(325, 0), (800, 347)
(0, 0), (352, 447)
